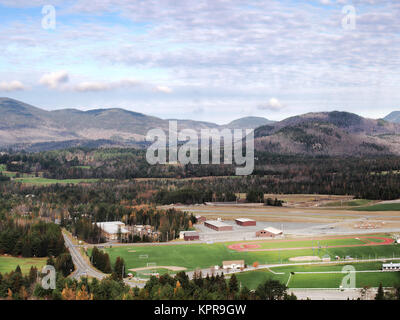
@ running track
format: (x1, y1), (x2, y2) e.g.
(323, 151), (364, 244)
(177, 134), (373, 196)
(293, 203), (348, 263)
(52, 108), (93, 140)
(227, 236), (394, 252)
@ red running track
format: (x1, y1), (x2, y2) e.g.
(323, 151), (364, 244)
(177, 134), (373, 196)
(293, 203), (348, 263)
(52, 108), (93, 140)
(227, 236), (394, 252)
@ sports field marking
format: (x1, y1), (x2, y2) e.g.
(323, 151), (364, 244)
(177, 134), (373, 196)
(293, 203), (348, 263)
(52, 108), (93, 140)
(129, 266), (187, 272)
(293, 270), (384, 274)
(286, 273), (292, 287)
(139, 254), (149, 259)
(266, 267), (285, 275)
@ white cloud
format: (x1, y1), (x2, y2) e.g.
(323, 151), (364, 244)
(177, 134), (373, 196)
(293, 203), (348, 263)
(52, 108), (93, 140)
(0, 80), (25, 92)
(154, 85), (173, 94)
(257, 98), (285, 111)
(75, 82), (110, 92)
(40, 71), (69, 89)
(74, 79), (141, 92)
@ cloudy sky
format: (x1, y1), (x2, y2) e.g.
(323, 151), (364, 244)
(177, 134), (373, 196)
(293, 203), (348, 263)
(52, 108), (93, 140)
(0, 0), (399, 123)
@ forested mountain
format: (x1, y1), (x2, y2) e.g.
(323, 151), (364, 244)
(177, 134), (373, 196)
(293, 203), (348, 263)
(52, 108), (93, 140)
(254, 111), (400, 156)
(0, 98), (271, 148)
(384, 111), (400, 123)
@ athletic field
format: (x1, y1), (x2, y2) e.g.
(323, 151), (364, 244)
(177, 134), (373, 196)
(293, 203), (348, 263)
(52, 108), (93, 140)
(235, 261), (400, 289)
(102, 234), (400, 272)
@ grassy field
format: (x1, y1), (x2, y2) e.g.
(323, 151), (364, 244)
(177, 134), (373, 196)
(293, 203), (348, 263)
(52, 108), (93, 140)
(14, 177), (102, 185)
(288, 272), (400, 288)
(354, 203), (400, 211)
(322, 199), (373, 207)
(240, 237), (370, 250)
(102, 236), (400, 272)
(235, 261), (400, 289)
(0, 256), (47, 274)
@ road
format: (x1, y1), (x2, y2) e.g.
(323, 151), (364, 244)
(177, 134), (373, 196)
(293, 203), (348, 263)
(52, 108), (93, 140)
(63, 232), (146, 288)
(63, 232), (106, 280)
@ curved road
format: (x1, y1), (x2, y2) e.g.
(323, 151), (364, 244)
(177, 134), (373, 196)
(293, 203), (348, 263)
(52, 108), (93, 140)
(63, 232), (145, 288)
(63, 232), (106, 280)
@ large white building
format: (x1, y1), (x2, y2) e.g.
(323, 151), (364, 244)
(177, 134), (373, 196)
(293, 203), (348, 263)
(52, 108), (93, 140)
(96, 221), (129, 241)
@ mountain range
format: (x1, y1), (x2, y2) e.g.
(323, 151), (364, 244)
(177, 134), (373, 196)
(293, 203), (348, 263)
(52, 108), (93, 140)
(1, 97), (400, 156)
(0, 97), (273, 148)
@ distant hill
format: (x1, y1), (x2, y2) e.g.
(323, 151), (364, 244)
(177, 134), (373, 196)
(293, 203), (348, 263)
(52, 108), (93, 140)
(3, 98), (400, 156)
(224, 116), (274, 129)
(254, 111), (400, 156)
(384, 111), (400, 123)
(0, 98), (270, 148)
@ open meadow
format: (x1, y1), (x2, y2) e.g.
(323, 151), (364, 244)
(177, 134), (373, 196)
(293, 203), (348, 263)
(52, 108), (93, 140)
(0, 255), (47, 274)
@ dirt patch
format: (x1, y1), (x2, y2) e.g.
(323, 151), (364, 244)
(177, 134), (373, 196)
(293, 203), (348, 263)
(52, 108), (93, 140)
(129, 266), (187, 272)
(128, 250), (137, 252)
(289, 256), (322, 262)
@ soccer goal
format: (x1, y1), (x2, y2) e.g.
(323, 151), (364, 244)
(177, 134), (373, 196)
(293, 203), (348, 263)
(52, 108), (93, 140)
(139, 254), (149, 259)
(147, 262), (157, 268)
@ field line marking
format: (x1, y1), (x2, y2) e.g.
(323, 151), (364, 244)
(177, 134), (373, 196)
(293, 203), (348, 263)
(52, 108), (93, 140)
(286, 273), (292, 287)
(293, 270), (384, 274)
(266, 267), (285, 275)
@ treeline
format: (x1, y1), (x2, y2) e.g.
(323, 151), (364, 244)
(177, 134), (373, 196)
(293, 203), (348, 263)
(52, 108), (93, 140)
(5, 148), (400, 200)
(91, 247), (112, 273)
(90, 248), (126, 281)
(155, 188), (236, 204)
(0, 219), (66, 258)
(10, 269), (296, 300)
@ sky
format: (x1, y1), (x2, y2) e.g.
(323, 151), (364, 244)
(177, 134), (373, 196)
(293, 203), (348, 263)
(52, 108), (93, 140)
(0, 0), (399, 124)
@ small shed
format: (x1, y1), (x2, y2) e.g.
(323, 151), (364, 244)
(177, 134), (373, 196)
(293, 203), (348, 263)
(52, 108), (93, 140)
(256, 227), (283, 237)
(184, 231), (200, 241)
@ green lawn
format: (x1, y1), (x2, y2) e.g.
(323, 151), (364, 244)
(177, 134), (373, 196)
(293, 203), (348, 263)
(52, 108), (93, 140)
(235, 269), (289, 289)
(235, 261), (400, 289)
(354, 203), (400, 211)
(288, 271), (400, 289)
(323, 199), (373, 207)
(101, 239), (400, 273)
(14, 177), (102, 185)
(0, 164), (6, 171)
(0, 256), (47, 274)
(252, 237), (366, 250)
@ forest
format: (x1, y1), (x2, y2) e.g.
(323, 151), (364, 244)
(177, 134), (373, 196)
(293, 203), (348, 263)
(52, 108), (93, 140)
(3, 148), (400, 199)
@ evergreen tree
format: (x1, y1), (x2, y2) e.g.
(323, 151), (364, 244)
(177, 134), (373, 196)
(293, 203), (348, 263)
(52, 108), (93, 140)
(375, 283), (385, 300)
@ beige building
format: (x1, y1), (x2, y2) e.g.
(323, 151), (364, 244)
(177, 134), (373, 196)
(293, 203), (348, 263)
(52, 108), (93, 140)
(96, 221), (129, 241)
(222, 260), (245, 269)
